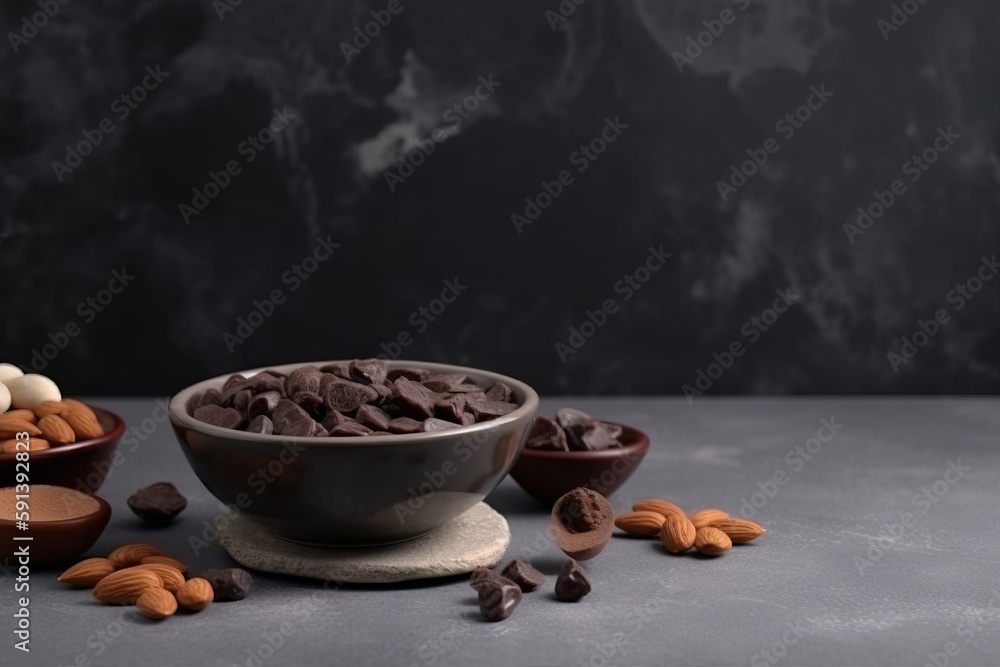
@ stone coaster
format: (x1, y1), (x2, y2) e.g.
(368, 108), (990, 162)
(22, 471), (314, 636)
(218, 502), (510, 584)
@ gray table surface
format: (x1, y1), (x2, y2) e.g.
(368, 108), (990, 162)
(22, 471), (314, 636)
(4, 397), (1000, 667)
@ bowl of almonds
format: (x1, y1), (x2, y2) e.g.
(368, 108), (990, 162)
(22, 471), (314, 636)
(0, 365), (125, 493)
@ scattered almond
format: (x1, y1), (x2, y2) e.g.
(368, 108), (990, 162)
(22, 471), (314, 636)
(176, 578), (214, 611)
(136, 588), (178, 620)
(57, 558), (117, 587)
(694, 527), (732, 556)
(632, 498), (684, 518)
(1, 438), (50, 453)
(108, 543), (166, 567)
(38, 414), (76, 444)
(136, 564), (185, 592)
(659, 513), (697, 553)
(141, 555), (188, 574)
(689, 508), (729, 529)
(93, 568), (162, 604)
(614, 511), (667, 536)
(709, 518), (766, 544)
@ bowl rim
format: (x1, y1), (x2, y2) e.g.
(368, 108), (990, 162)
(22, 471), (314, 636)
(0, 404), (124, 463)
(169, 359), (540, 447)
(515, 423), (650, 460)
(0, 488), (111, 527)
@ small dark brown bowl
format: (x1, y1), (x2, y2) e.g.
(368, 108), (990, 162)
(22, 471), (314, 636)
(0, 405), (125, 494)
(509, 424), (650, 506)
(0, 490), (112, 565)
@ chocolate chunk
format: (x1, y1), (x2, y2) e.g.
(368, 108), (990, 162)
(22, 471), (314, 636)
(388, 417), (423, 434)
(321, 410), (352, 432)
(197, 568), (254, 601)
(500, 560), (546, 592)
(555, 560), (591, 602)
(525, 416), (569, 451)
(387, 368), (430, 382)
(484, 382), (512, 402)
(435, 394), (467, 423)
(391, 377), (436, 418)
(278, 416), (319, 437)
(286, 365), (323, 396)
(195, 388), (222, 410)
(468, 400), (518, 420)
(355, 404), (391, 431)
(293, 390), (324, 417)
(248, 391), (280, 419)
(478, 576), (522, 621)
(423, 418), (461, 432)
(555, 407), (593, 430)
(349, 358), (388, 385)
(231, 389), (253, 415)
(569, 422), (621, 451)
(319, 361), (352, 379)
(372, 382), (393, 400)
(260, 369), (286, 378)
(469, 567), (500, 592)
(330, 421), (373, 437)
(127, 482), (187, 524)
(245, 415), (273, 434)
(220, 374), (250, 403)
(311, 422), (330, 436)
(597, 421), (623, 440)
(369, 430), (391, 436)
(271, 399), (310, 431)
(193, 405), (244, 429)
(250, 372), (285, 395)
(422, 374), (467, 392)
(450, 383), (485, 393)
(324, 380), (378, 413)
(460, 412), (476, 426)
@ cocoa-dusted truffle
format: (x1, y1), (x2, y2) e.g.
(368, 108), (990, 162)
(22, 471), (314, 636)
(550, 487), (614, 560)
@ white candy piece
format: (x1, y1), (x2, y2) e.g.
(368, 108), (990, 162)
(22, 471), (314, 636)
(0, 363), (24, 383)
(5, 374), (62, 409)
(0, 383), (9, 413)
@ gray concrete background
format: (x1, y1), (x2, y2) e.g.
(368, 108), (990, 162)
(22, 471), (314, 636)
(4, 397), (1000, 667)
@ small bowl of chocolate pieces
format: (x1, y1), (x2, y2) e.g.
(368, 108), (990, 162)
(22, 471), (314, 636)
(509, 408), (649, 505)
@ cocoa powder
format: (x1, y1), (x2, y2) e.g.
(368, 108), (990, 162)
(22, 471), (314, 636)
(0, 485), (100, 521)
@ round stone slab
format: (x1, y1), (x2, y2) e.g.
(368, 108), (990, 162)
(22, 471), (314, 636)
(218, 503), (510, 584)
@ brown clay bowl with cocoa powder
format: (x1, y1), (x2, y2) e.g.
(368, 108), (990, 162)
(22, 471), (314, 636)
(0, 489), (112, 565)
(509, 424), (650, 506)
(0, 405), (125, 494)
(169, 360), (539, 546)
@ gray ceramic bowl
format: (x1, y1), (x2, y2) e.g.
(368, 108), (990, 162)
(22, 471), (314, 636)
(169, 360), (538, 546)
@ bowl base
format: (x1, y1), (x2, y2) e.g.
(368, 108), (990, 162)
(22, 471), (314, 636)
(218, 502), (510, 584)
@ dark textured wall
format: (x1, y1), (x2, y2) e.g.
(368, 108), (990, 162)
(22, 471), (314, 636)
(1, 0), (997, 397)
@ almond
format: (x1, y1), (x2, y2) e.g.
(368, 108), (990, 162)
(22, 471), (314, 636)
(63, 403), (105, 440)
(614, 511), (667, 536)
(689, 508), (729, 529)
(710, 518), (766, 543)
(659, 513), (697, 553)
(140, 555), (188, 574)
(31, 401), (68, 419)
(1, 438), (49, 453)
(0, 420), (42, 439)
(108, 543), (166, 567)
(93, 568), (162, 604)
(0, 409), (39, 424)
(136, 564), (185, 592)
(694, 526), (732, 556)
(38, 414), (76, 444)
(632, 498), (685, 518)
(57, 558), (117, 587)
(176, 578), (214, 611)
(136, 588), (177, 620)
